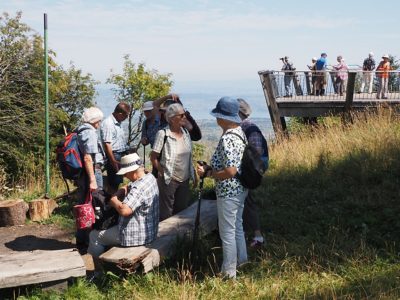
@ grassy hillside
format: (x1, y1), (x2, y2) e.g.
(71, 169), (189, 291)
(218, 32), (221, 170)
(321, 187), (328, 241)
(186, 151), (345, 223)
(20, 109), (400, 299)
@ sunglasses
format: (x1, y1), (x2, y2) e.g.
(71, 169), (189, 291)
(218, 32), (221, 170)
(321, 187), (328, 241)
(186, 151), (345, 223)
(174, 113), (186, 119)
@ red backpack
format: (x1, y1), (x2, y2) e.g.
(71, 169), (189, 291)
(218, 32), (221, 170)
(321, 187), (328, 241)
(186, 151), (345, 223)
(56, 128), (88, 181)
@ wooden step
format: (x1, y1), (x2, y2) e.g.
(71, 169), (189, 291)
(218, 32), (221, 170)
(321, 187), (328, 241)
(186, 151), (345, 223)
(0, 248), (86, 289)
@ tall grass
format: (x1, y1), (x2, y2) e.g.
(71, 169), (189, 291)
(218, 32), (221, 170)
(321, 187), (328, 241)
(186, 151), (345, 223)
(18, 109), (400, 299)
(2, 156), (67, 201)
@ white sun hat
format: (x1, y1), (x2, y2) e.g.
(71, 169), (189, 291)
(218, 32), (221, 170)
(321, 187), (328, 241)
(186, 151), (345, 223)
(116, 153), (143, 175)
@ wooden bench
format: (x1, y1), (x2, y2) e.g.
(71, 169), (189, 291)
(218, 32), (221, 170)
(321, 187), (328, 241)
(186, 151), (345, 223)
(100, 199), (218, 273)
(0, 249), (86, 289)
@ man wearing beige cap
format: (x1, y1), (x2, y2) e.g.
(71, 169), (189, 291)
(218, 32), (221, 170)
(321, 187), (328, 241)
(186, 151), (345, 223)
(88, 153), (159, 259)
(141, 101), (161, 148)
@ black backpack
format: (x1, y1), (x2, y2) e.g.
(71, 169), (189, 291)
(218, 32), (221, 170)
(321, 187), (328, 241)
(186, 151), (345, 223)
(243, 125), (269, 172)
(91, 189), (119, 230)
(227, 132), (265, 190)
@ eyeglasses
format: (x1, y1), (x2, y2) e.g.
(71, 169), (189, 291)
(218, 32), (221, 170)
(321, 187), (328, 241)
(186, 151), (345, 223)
(174, 113), (186, 119)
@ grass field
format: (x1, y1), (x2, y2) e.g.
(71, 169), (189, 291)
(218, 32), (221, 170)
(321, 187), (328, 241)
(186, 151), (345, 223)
(11, 109), (400, 299)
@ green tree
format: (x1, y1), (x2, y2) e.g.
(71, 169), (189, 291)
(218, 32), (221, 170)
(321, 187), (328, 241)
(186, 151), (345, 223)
(107, 55), (173, 146)
(51, 63), (98, 133)
(0, 12), (96, 183)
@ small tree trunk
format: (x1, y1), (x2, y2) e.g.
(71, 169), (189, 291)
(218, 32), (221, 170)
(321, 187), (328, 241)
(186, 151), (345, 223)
(28, 199), (58, 221)
(0, 199), (28, 226)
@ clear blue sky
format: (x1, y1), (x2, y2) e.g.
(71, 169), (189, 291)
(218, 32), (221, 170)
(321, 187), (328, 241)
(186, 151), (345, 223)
(3, 0), (400, 90)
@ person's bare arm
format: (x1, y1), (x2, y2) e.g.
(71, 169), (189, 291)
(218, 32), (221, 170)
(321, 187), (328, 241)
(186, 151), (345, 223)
(83, 153), (97, 190)
(196, 164), (237, 180)
(152, 94), (179, 108)
(104, 142), (119, 171)
(150, 151), (164, 177)
(109, 186), (133, 217)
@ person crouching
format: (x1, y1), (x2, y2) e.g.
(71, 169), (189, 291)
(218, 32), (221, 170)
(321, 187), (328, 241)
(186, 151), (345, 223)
(88, 153), (159, 259)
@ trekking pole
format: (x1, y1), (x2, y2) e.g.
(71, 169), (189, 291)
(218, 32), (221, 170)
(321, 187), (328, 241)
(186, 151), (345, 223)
(192, 161), (207, 263)
(143, 145), (146, 167)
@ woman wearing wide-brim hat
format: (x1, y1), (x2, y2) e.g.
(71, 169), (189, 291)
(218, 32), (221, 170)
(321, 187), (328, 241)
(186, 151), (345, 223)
(197, 96), (248, 279)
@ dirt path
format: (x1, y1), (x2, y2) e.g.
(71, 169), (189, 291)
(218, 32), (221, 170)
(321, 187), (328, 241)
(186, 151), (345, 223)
(0, 223), (94, 271)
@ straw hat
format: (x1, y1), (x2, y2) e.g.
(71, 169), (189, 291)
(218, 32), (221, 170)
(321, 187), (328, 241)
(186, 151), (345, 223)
(116, 153), (143, 175)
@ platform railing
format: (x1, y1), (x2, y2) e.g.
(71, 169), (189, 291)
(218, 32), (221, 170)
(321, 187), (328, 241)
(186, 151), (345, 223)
(259, 70), (400, 101)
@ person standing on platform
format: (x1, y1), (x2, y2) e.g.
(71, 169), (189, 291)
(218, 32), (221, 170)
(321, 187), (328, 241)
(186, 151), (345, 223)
(101, 102), (131, 194)
(315, 53), (328, 96)
(281, 56), (296, 97)
(360, 52), (376, 94)
(307, 57), (318, 95)
(376, 54), (391, 99)
(333, 55), (349, 96)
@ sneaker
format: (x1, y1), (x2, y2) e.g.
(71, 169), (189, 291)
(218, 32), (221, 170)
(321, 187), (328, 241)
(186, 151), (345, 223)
(249, 236), (264, 248)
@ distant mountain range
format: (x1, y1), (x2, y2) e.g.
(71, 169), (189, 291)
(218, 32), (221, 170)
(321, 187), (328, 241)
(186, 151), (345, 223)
(95, 84), (272, 121)
(94, 85), (274, 144)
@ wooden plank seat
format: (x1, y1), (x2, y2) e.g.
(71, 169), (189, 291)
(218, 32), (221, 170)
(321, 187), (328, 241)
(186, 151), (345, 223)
(100, 199), (218, 273)
(0, 248), (86, 289)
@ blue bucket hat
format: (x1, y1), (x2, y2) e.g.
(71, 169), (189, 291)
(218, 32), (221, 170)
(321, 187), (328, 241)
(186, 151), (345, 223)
(210, 96), (241, 124)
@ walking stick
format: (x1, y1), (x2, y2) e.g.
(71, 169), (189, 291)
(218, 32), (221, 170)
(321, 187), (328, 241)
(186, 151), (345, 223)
(192, 161), (208, 265)
(143, 144), (146, 167)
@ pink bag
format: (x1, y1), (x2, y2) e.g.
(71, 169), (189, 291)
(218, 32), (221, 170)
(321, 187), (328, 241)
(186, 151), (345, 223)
(73, 192), (95, 230)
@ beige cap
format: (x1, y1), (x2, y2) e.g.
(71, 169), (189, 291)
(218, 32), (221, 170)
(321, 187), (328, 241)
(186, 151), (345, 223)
(142, 101), (154, 111)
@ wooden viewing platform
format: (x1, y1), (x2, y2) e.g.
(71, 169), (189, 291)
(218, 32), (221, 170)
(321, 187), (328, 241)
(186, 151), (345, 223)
(258, 70), (400, 133)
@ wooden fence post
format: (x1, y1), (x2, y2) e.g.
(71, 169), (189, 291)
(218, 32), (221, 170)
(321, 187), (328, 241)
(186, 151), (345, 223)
(343, 72), (356, 123)
(259, 71), (286, 135)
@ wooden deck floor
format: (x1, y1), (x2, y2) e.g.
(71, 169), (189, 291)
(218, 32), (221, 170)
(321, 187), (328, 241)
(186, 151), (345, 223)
(275, 94), (400, 117)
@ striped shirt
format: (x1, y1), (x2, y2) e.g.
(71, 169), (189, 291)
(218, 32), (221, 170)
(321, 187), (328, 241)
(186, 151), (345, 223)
(152, 126), (194, 185)
(119, 173), (159, 246)
(101, 114), (127, 153)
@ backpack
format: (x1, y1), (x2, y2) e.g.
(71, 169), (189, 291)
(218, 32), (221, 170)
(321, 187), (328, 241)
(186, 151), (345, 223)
(243, 125), (269, 172)
(91, 189), (119, 230)
(56, 128), (88, 181)
(227, 132), (265, 190)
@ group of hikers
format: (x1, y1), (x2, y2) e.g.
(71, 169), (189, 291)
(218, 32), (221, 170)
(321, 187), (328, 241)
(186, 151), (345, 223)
(281, 52), (396, 99)
(73, 95), (269, 279)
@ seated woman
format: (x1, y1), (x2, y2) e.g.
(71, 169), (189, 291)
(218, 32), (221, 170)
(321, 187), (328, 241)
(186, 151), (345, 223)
(197, 96), (248, 279)
(150, 103), (196, 221)
(88, 153), (159, 259)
